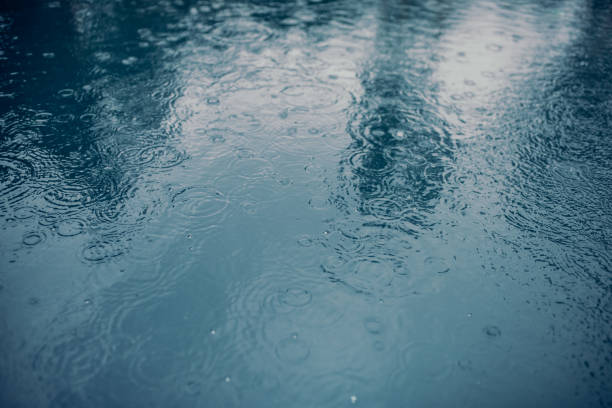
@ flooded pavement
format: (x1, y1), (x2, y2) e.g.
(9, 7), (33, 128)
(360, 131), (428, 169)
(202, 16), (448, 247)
(1, 0), (611, 407)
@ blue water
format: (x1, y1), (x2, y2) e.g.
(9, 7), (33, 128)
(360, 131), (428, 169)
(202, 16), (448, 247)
(1, 0), (611, 407)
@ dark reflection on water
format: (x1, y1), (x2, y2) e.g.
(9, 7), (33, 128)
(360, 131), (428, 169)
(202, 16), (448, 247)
(1, 0), (611, 407)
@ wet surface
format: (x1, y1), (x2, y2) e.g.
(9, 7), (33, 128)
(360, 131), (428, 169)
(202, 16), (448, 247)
(1, 0), (611, 407)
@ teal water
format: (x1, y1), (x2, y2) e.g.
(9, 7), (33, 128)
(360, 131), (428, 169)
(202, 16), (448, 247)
(1, 0), (611, 407)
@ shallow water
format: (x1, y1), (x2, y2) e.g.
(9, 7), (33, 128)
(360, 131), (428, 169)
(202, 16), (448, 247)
(1, 0), (611, 407)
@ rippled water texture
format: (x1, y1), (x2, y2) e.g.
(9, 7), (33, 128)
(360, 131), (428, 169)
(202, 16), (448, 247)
(1, 0), (611, 407)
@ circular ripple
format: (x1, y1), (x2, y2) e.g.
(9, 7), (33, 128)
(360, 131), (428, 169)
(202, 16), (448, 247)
(171, 186), (229, 219)
(33, 331), (109, 388)
(209, 20), (272, 45)
(334, 257), (411, 298)
(275, 336), (310, 364)
(0, 155), (35, 204)
(280, 84), (344, 111)
(232, 270), (345, 329)
(361, 197), (408, 221)
(138, 145), (187, 169)
(278, 288), (312, 308)
(81, 240), (124, 264)
(43, 184), (90, 210)
(424, 256), (450, 274)
(483, 325), (501, 337)
(23, 231), (45, 246)
(297, 235), (315, 247)
(348, 150), (394, 176)
(56, 218), (87, 237)
(321, 229), (364, 257)
(57, 88), (75, 98)
(129, 347), (178, 389)
(13, 206), (38, 220)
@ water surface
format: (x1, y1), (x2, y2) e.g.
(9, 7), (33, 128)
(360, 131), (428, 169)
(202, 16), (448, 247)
(1, 0), (611, 407)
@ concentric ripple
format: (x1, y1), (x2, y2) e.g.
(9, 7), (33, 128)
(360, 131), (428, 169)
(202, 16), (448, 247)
(171, 186), (230, 221)
(0, 155), (35, 205)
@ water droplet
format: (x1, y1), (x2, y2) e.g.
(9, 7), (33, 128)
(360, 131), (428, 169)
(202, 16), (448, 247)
(210, 329), (216, 335)
(350, 395), (357, 404)
(224, 376), (231, 383)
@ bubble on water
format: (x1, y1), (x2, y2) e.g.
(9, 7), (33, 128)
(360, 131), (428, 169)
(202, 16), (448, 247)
(224, 376), (231, 383)
(206, 97), (220, 105)
(350, 395), (357, 404)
